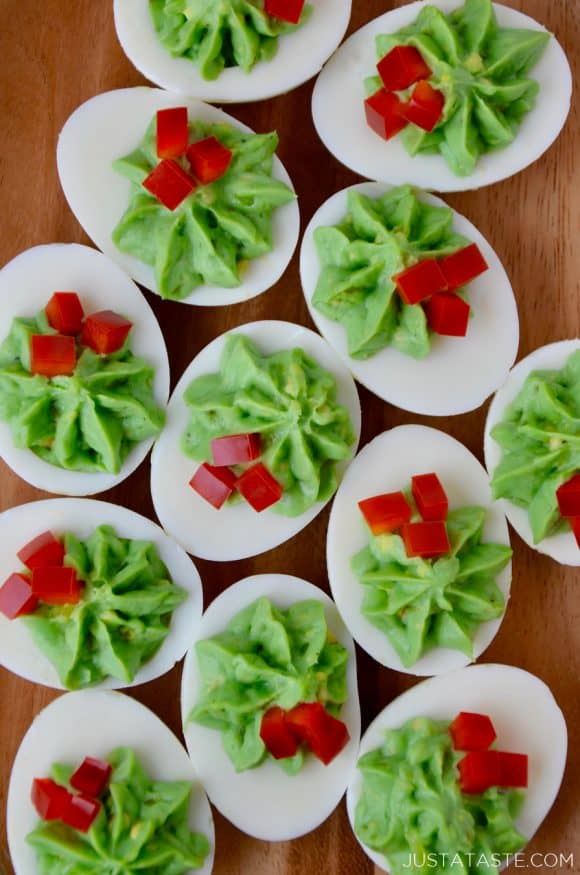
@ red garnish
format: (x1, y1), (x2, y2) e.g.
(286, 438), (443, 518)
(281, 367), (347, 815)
(570, 517), (580, 548)
(364, 89), (408, 141)
(402, 520), (450, 558)
(556, 474), (580, 518)
(260, 707), (299, 760)
(236, 463), (283, 512)
(285, 702), (350, 766)
(30, 334), (76, 377)
(402, 80), (445, 131)
(70, 757), (112, 797)
(496, 751), (528, 788)
(439, 244), (489, 291)
(31, 567), (82, 605)
(264, 0), (305, 24)
(425, 293), (471, 337)
(156, 107), (189, 159)
(45, 293), (84, 336)
(81, 311), (133, 355)
(189, 464), (237, 510)
(377, 46), (431, 92)
(0, 573), (38, 619)
(393, 259), (448, 305)
(186, 137), (233, 185)
(450, 712), (497, 751)
(211, 433), (261, 467)
(358, 491), (412, 536)
(412, 473), (449, 521)
(31, 778), (71, 821)
(61, 794), (101, 833)
(17, 531), (64, 570)
(143, 159), (196, 210)
(458, 749), (528, 794)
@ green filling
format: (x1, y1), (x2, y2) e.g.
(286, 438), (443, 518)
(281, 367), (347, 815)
(0, 312), (164, 474)
(21, 525), (187, 689)
(181, 333), (356, 516)
(112, 118), (295, 301)
(149, 0), (310, 81)
(312, 185), (470, 360)
(490, 349), (580, 543)
(189, 596), (349, 773)
(366, 0), (549, 176)
(26, 747), (210, 873)
(352, 502), (511, 667)
(355, 717), (526, 875)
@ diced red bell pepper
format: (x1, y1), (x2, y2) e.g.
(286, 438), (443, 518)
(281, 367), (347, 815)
(458, 749), (500, 794)
(0, 573), (38, 619)
(31, 566), (82, 605)
(497, 752), (528, 788)
(186, 137), (233, 185)
(45, 293), (85, 336)
(358, 491), (412, 536)
(424, 293), (470, 337)
(189, 463), (237, 510)
(143, 158), (196, 210)
(211, 433), (261, 467)
(412, 473), (449, 522)
(81, 311), (133, 355)
(556, 474), (580, 518)
(402, 520), (450, 558)
(570, 516), (580, 548)
(439, 244), (489, 291)
(31, 778), (71, 821)
(402, 80), (445, 131)
(236, 463), (283, 512)
(156, 107), (189, 159)
(70, 757), (112, 797)
(17, 531), (65, 570)
(364, 89), (408, 141)
(30, 334), (76, 377)
(286, 702), (350, 766)
(393, 259), (448, 305)
(264, 0), (305, 24)
(260, 707), (299, 760)
(377, 45), (432, 92)
(450, 712), (497, 751)
(62, 794), (101, 833)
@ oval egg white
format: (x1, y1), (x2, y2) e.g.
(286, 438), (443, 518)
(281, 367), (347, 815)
(312, 0), (572, 192)
(57, 87), (300, 306)
(300, 181), (519, 414)
(7, 689), (215, 875)
(484, 339), (580, 567)
(327, 425), (512, 675)
(347, 663), (567, 872)
(181, 573), (361, 841)
(0, 498), (203, 689)
(0, 243), (169, 495)
(151, 320), (361, 561)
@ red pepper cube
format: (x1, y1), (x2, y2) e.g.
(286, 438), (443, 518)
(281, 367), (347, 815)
(32, 566), (82, 605)
(449, 712), (497, 751)
(358, 491), (412, 536)
(211, 433), (261, 467)
(81, 311), (133, 355)
(70, 757), (112, 797)
(190, 463), (237, 510)
(186, 137), (233, 185)
(17, 531), (65, 570)
(236, 463), (283, 512)
(393, 259), (448, 305)
(439, 244), (489, 291)
(264, 0), (305, 24)
(260, 707), (299, 760)
(156, 107), (189, 159)
(412, 473), (449, 522)
(30, 334), (76, 377)
(425, 293), (471, 337)
(458, 749), (501, 794)
(497, 752), (528, 788)
(143, 158), (196, 210)
(62, 794), (101, 833)
(402, 80), (445, 131)
(377, 45), (432, 92)
(0, 573), (38, 619)
(45, 293), (85, 336)
(556, 474), (580, 518)
(286, 702), (350, 766)
(31, 778), (72, 821)
(570, 516), (580, 548)
(364, 89), (408, 141)
(402, 520), (450, 558)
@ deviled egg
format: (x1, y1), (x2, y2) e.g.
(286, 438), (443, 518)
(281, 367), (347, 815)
(300, 181), (518, 414)
(312, 0), (572, 191)
(7, 689), (215, 875)
(57, 87), (300, 305)
(181, 573), (361, 841)
(327, 425), (512, 675)
(484, 339), (580, 567)
(151, 320), (361, 561)
(0, 498), (203, 690)
(0, 243), (168, 495)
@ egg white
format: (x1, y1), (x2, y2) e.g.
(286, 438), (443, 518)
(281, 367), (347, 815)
(57, 87), (300, 306)
(181, 573), (361, 841)
(300, 181), (519, 415)
(346, 663), (567, 872)
(7, 689), (215, 875)
(0, 243), (169, 495)
(327, 425), (512, 675)
(0, 498), (203, 689)
(151, 320), (361, 561)
(484, 339), (580, 567)
(312, 1), (572, 192)
(114, 0), (352, 103)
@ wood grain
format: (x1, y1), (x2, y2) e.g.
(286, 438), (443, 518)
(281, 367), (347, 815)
(0, 2), (578, 873)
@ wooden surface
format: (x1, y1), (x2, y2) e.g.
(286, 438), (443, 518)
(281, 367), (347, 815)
(0, 2), (578, 873)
